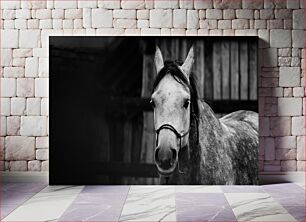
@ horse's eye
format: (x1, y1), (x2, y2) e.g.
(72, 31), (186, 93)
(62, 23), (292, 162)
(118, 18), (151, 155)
(183, 99), (190, 109)
(150, 99), (155, 108)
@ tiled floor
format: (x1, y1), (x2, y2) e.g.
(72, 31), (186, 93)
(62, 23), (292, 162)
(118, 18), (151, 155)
(1, 182), (304, 221)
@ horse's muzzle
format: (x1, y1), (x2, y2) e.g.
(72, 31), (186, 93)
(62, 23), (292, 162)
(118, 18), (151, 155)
(154, 147), (178, 175)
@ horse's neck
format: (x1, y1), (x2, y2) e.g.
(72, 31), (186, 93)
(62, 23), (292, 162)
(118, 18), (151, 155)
(198, 100), (225, 151)
(199, 100), (223, 131)
(189, 100), (224, 183)
(172, 100), (225, 184)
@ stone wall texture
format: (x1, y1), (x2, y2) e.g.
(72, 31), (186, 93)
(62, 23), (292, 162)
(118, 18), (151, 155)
(0, 0), (305, 172)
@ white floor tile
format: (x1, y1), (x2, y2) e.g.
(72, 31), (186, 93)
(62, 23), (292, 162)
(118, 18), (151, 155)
(175, 185), (222, 193)
(119, 186), (176, 222)
(225, 193), (297, 222)
(295, 182), (305, 188)
(3, 186), (84, 221)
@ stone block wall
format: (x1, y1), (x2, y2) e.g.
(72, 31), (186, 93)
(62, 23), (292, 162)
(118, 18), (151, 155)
(0, 0), (305, 172)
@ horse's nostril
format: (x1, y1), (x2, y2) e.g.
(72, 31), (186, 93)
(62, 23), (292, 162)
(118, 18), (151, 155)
(171, 149), (177, 160)
(155, 147), (178, 170)
(155, 148), (160, 163)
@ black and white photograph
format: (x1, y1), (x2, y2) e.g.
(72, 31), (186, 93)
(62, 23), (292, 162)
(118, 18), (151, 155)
(3, 1), (306, 221)
(50, 36), (258, 185)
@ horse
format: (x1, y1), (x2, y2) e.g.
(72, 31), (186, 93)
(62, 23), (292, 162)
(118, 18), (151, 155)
(151, 45), (258, 185)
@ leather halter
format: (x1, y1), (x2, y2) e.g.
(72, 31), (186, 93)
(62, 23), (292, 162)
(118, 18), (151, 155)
(155, 123), (190, 174)
(155, 124), (190, 147)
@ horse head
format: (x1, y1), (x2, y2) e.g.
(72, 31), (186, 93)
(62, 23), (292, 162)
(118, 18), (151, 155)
(151, 45), (195, 177)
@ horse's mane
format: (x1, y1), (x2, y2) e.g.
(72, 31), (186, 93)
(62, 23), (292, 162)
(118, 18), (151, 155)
(152, 60), (199, 118)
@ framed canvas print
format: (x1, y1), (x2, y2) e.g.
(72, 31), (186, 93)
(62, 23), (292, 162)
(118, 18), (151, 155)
(50, 36), (258, 185)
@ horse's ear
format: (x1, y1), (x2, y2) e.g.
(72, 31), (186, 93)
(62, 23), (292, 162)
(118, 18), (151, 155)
(154, 46), (164, 74)
(180, 45), (194, 77)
